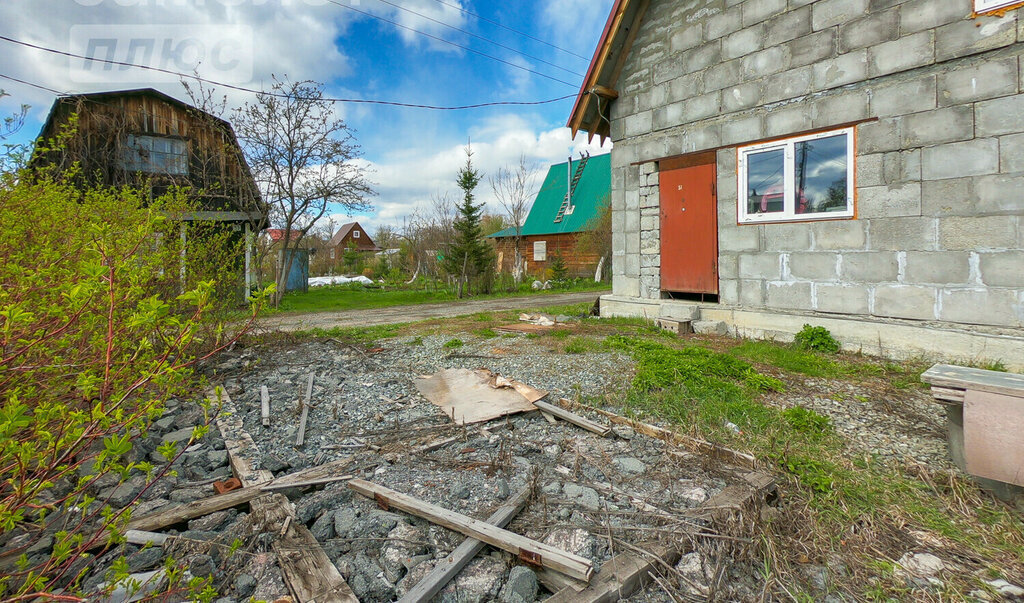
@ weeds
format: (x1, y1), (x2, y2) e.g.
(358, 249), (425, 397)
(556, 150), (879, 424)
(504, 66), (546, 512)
(794, 324), (841, 353)
(443, 338), (464, 349)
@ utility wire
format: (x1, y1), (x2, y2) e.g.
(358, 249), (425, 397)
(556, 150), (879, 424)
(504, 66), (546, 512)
(368, 0), (583, 77)
(323, 0), (578, 88)
(426, 0), (591, 61)
(0, 72), (63, 95)
(0, 37), (579, 110)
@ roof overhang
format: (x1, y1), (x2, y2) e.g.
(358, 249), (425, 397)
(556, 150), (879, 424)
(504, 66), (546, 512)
(566, 0), (650, 143)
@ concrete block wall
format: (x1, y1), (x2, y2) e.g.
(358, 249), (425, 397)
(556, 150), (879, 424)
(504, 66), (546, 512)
(609, 0), (1024, 330)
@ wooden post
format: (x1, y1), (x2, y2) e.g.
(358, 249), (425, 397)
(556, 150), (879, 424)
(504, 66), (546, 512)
(261, 385), (271, 428)
(398, 488), (531, 603)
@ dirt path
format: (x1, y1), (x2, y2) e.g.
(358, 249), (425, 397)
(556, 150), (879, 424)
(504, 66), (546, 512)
(258, 290), (609, 332)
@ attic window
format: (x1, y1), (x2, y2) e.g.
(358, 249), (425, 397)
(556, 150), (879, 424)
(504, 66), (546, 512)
(737, 127), (855, 224)
(975, 0), (1018, 12)
(353, 230), (360, 238)
(121, 135), (188, 175)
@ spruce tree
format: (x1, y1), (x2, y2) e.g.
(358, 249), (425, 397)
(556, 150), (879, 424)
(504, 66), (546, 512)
(444, 146), (495, 296)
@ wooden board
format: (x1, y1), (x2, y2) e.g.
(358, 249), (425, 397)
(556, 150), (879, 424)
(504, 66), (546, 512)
(414, 369), (542, 425)
(535, 400), (610, 436)
(349, 479), (593, 582)
(398, 488), (531, 603)
(551, 399), (757, 469)
(128, 457), (354, 532)
(261, 385), (271, 427)
(921, 364), (1024, 399)
(964, 389), (1024, 486)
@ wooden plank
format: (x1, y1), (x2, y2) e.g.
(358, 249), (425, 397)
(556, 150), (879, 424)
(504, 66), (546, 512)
(544, 542), (680, 603)
(552, 399), (757, 470)
(398, 488), (532, 603)
(128, 483), (264, 532)
(931, 386), (966, 404)
(349, 480), (593, 583)
(536, 400), (611, 437)
(129, 457), (356, 532)
(261, 385), (271, 427)
(296, 373), (313, 447)
(921, 364), (1024, 398)
(125, 530), (171, 547)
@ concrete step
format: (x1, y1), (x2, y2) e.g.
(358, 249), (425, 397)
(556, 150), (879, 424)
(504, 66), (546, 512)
(658, 302), (701, 321)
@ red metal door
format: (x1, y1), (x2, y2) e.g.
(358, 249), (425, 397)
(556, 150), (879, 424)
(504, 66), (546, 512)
(659, 158), (718, 294)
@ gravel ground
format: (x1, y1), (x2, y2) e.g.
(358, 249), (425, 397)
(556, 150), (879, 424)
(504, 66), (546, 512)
(761, 376), (953, 472)
(18, 319), (995, 602)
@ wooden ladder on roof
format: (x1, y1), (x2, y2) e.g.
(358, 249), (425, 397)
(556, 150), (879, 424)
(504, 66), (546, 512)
(554, 152), (590, 223)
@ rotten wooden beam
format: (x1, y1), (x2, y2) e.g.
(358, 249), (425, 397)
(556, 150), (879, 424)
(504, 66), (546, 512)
(349, 479), (594, 583)
(553, 399), (756, 470)
(544, 542), (681, 603)
(537, 400), (611, 437)
(398, 488), (532, 603)
(261, 385), (271, 427)
(296, 373), (313, 447)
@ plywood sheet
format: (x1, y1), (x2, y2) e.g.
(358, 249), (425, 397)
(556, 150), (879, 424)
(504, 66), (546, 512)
(414, 368), (543, 424)
(964, 389), (1024, 486)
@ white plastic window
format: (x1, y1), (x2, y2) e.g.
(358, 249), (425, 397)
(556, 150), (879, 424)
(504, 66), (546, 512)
(975, 0), (1018, 13)
(737, 127), (854, 224)
(353, 230), (360, 238)
(533, 241), (547, 262)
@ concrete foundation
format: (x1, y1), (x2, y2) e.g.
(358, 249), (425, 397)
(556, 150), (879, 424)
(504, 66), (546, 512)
(600, 294), (1024, 370)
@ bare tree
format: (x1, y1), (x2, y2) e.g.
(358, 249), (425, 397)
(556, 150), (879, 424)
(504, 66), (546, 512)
(233, 76), (373, 304)
(490, 154), (539, 283)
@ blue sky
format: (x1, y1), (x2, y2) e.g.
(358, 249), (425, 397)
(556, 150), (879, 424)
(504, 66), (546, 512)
(0, 0), (615, 234)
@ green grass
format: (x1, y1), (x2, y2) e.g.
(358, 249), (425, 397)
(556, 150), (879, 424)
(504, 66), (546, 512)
(443, 338), (464, 349)
(473, 328), (498, 338)
(293, 323), (404, 345)
(276, 280), (608, 314)
(563, 337), (602, 355)
(597, 334), (1024, 598)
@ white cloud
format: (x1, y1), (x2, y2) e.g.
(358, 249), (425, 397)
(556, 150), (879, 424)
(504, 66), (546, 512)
(330, 120), (611, 235)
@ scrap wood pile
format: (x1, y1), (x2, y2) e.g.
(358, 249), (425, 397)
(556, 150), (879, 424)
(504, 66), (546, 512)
(86, 337), (778, 602)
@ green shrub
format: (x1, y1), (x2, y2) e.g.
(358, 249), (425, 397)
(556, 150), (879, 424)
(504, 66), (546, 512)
(782, 406), (833, 436)
(0, 155), (265, 598)
(443, 338), (464, 348)
(794, 324), (840, 353)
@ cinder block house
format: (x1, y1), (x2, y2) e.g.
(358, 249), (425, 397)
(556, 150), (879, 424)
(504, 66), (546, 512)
(570, 0), (1024, 368)
(488, 153), (611, 278)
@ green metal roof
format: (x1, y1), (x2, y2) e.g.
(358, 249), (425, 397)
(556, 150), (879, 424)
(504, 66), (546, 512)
(488, 152), (610, 238)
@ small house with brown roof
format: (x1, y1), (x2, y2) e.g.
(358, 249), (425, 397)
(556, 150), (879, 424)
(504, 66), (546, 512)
(327, 222), (378, 262)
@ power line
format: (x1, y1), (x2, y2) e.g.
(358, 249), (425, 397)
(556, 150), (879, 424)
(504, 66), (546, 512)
(0, 37), (578, 110)
(368, 0), (583, 77)
(0, 73), (63, 95)
(323, 0), (578, 88)
(426, 0), (591, 61)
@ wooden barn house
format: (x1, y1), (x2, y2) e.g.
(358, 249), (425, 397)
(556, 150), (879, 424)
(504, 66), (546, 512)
(32, 88), (267, 292)
(327, 221), (379, 260)
(489, 152), (610, 279)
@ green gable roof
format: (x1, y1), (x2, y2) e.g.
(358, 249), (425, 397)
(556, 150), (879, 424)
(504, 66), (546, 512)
(488, 152), (610, 238)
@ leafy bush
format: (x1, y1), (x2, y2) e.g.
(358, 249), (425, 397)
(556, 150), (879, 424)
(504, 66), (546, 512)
(0, 161), (264, 598)
(443, 338), (464, 348)
(794, 324), (841, 353)
(782, 406), (833, 436)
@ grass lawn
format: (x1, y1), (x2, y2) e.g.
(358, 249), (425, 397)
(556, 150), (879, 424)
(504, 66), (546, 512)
(286, 304), (1024, 600)
(275, 279), (609, 313)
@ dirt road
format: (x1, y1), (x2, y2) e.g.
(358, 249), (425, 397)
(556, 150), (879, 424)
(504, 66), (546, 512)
(258, 290), (610, 332)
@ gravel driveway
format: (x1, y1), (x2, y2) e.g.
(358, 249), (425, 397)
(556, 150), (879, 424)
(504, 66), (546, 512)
(258, 290), (609, 332)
